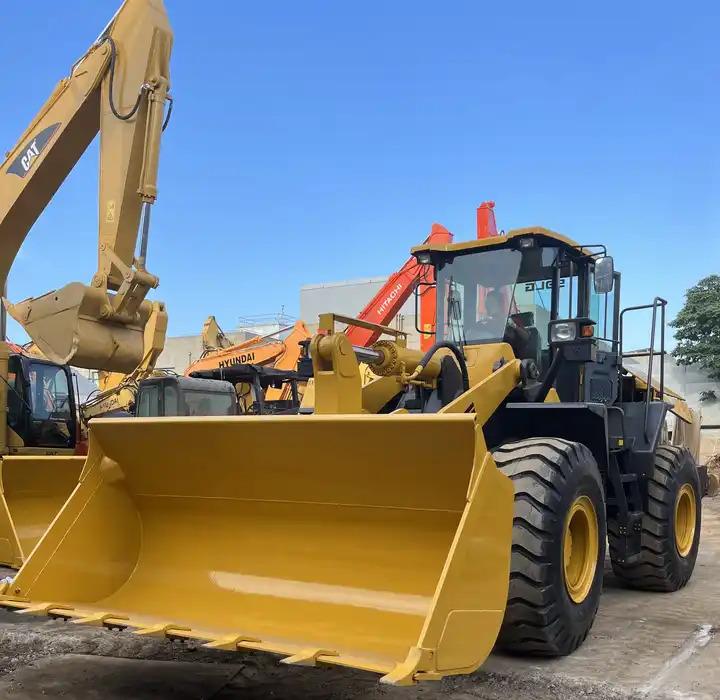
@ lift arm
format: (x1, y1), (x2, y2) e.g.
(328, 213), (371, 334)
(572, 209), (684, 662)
(0, 0), (172, 374)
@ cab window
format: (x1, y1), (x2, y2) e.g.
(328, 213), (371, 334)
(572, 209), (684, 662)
(137, 384), (160, 417)
(163, 384), (179, 416)
(28, 363), (72, 421)
(26, 362), (74, 448)
(7, 356), (25, 433)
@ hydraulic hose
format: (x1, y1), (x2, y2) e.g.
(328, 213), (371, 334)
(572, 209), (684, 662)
(102, 37), (173, 130)
(532, 348), (563, 403)
(102, 37), (145, 121)
(409, 341), (469, 393)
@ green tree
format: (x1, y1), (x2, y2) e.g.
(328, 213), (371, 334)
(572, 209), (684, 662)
(670, 275), (720, 379)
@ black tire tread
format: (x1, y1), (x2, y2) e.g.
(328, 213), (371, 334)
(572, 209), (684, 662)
(609, 445), (700, 592)
(493, 437), (603, 656)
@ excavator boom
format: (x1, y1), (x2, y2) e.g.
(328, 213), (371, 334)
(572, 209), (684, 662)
(1, 0), (172, 373)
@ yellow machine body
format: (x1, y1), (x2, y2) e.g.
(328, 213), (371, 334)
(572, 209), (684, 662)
(0, 456), (85, 568)
(0, 414), (512, 685)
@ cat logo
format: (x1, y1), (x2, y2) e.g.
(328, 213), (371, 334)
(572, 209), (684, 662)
(218, 352), (256, 369)
(6, 123), (61, 178)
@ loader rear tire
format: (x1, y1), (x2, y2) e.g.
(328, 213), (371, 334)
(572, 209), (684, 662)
(493, 437), (606, 656)
(609, 445), (701, 591)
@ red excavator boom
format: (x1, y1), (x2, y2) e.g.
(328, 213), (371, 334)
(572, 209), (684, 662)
(345, 224), (453, 347)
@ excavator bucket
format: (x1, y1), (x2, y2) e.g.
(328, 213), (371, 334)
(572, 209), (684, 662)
(0, 456), (85, 568)
(4, 283), (159, 374)
(1, 414), (513, 685)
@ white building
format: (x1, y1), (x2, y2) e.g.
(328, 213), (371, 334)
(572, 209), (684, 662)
(300, 275), (421, 347)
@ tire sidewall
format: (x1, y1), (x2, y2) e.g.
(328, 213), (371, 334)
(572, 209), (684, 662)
(554, 452), (606, 637)
(666, 451), (702, 580)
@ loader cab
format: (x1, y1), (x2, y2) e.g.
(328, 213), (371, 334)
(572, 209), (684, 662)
(7, 355), (77, 450)
(414, 228), (620, 400)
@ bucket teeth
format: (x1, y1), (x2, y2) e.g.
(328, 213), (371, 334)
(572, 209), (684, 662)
(16, 603), (74, 617)
(379, 647), (429, 686)
(72, 612), (128, 628)
(204, 634), (262, 650)
(133, 623), (191, 639)
(281, 648), (339, 667)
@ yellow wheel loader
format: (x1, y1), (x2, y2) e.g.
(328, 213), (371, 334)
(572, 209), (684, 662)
(0, 0), (173, 568)
(0, 228), (703, 685)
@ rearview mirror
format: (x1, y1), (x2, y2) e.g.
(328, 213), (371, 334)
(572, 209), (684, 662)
(594, 256), (614, 294)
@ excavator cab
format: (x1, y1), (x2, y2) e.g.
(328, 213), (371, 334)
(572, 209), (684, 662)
(135, 375), (237, 417)
(6, 355), (77, 450)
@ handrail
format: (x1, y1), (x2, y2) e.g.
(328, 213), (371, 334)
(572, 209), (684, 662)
(619, 297), (667, 442)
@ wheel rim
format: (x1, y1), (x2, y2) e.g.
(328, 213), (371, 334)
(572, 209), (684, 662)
(674, 483), (696, 558)
(563, 495), (599, 604)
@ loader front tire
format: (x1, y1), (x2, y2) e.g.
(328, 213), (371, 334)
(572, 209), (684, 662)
(493, 438), (606, 656)
(609, 445), (701, 591)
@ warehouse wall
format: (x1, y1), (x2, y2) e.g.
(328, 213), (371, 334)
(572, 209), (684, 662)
(300, 276), (421, 348)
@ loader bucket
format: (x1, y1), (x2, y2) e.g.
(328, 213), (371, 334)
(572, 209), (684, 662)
(0, 456), (85, 568)
(2, 415), (513, 685)
(5, 283), (155, 373)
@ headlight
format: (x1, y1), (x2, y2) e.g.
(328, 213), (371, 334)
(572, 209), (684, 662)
(550, 322), (577, 343)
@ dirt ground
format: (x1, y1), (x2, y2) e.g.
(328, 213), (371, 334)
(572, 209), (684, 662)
(0, 500), (717, 700)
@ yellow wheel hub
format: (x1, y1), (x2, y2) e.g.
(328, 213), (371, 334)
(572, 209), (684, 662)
(675, 483), (696, 558)
(563, 495), (599, 604)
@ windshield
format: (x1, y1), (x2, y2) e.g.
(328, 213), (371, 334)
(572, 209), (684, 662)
(26, 361), (74, 448)
(437, 248), (522, 344)
(436, 245), (563, 345)
(182, 389), (235, 416)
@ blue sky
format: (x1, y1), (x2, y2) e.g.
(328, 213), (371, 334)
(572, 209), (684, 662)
(1, 1), (718, 350)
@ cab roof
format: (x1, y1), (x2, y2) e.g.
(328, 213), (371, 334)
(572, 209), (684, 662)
(411, 226), (592, 258)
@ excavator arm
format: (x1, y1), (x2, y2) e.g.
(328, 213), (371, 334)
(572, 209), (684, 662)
(0, 0), (172, 374)
(201, 316), (233, 352)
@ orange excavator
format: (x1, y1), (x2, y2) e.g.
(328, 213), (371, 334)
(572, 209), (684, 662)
(186, 320), (312, 402)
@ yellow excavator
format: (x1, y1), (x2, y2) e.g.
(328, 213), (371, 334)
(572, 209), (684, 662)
(0, 0), (172, 567)
(0, 228), (703, 686)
